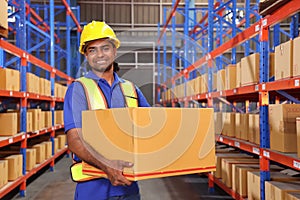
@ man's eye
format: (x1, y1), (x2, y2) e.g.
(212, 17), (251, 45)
(88, 49), (95, 53)
(103, 47), (110, 51)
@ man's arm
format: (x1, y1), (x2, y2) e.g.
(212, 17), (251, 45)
(67, 128), (133, 186)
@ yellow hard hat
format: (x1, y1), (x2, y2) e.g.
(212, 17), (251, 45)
(79, 21), (120, 54)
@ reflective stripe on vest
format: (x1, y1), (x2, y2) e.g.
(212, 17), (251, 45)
(70, 76), (138, 182)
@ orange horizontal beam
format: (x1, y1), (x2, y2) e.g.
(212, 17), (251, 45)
(61, 0), (82, 32)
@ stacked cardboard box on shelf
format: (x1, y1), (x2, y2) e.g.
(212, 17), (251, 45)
(27, 73), (40, 94)
(32, 143), (45, 164)
(0, 68), (20, 91)
(42, 141), (52, 159)
(0, 0), (8, 38)
(222, 112), (235, 137)
(4, 154), (23, 181)
(0, 160), (8, 188)
(269, 104), (300, 153)
(248, 114), (260, 145)
(216, 69), (225, 91)
(57, 135), (66, 149)
(54, 110), (64, 125)
(293, 36), (300, 77)
(265, 181), (300, 200)
(225, 64), (236, 90)
(297, 117), (300, 157)
(26, 148), (36, 171)
(0, 113), (18, 136)
(275, 40), (293, 80)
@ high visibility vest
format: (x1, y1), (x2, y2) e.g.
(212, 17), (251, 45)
(70, 77), (138, 182)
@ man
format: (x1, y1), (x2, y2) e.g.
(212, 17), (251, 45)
(64, 21), (150, 200)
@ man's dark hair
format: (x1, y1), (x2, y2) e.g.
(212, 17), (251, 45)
(113, 62), (120, 72)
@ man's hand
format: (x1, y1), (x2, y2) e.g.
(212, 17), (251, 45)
(104, 160), (134, 186)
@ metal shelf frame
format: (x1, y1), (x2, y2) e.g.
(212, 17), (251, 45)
(157, 0), (300, 200)
(0, 0), (80, 197)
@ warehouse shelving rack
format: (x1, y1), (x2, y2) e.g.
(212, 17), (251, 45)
(0, 0), (81, 198)
(157, 0), (300, 200)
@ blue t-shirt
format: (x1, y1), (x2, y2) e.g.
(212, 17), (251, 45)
(63, 71), (150, 200)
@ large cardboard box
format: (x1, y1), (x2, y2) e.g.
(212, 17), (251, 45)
(0, 68), (20, 91)
(275, 40), (293, 80)
(236, 62), (241, 88)
(265, 181), (300, 200)
(214, 112), (223, 134)
(194, 76), (201, 94)
(221, 158), (258, 188)
(293, 37), (300, 77)
(225, 64), (236, 90)
(26, 148), (36, 171)
(42, 141), (52, 159)
(241, 53), (259, 86)
(0, 113), (18, 136)
(44, 79), (51, 97)
(32, 143), (45, 164)
(55, 110), (64, 125)
(39, 78), (45, 96)
(223, 112), (235, 137)
(44, 111), (52, 128)
(269, 104), (300, 152)
(249, 114), (260, 145)
(0, 160), (8, 188)
(54, 137), (59, 154)
(27, 73), (40, 94)
(235, 113), (249, 141)
(248, 171), (300, 200)
(0, 0), (8, 37)
(201, 74), (208, 93)
(27, 109), (42, 131)
(5, 154), (22, 181)
(212, 153), (252, 178)
(297, 117), (300, 158)
(287, 192), (300, 200)
(57, 135), (66, 149)
(17, 112), (33, 133)
(217, 69), (225, 91)
(82, 108), (216, 181)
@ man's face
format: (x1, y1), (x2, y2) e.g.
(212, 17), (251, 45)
(84, 39), (116, 73)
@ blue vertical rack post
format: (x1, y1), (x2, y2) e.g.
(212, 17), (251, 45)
(50, 0), (56, 172)
(259, 24), (270, 200)
(18, 0), (27, 197)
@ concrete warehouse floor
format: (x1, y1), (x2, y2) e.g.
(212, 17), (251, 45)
(6, 155), (233, 200)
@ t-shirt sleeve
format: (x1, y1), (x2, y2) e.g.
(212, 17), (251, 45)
(63, 82), (88, 133)
(135, 86), (150, 107)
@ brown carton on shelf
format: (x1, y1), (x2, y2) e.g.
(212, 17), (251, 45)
(233, 164), (283, 197)
(236, 62), (241, 88)
(222, 112), (235, 137)
(217, 69), (225, 91)
(269, 104), (300, 153)
(0, 68), (20, 91)
(265, 181), (300, 200)
(0, 0), (8, 31)
(55, 110), (64, 125)
(194, 76), (201, 94)
(44, 79), (51, 97)
(4, 154), (22, 181)
(248, 171), (300, 200)
(17, 112), (33, 133)
(225, 64), (236, 90)
(0, 113), (18, 136)
(293, 37), (300, 77)
(201, 73), (208, 94)
(221, 158), (258, 188)
(32, 143), (45, 164)
(26, 148), (36, 171)
(39, 78), (45, 96)
(0, 160), (8, 188)
(26, 73), (40, 94)
(213, 153), (252, 178)
(57, 135), (66, 149)
(241, 53), (259, 86)
(27, 109), (42, 131)
(42, 141), (52, 159)
(297, 117), (300, 158)
(54, 138), (59, 154)
(214, 112), (223, 134)
(82, 107), (216, 181)
(275, 40), (293, 80)
(287, 192), (300, 200)
(248, 114), (260, 145)
(240, 113), (249, 141)
(44, 111), (52, 128)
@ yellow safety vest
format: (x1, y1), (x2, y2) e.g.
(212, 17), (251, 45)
(70, 77), (138, 182)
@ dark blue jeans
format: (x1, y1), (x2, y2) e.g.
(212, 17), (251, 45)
(107, 194), (140, 200)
